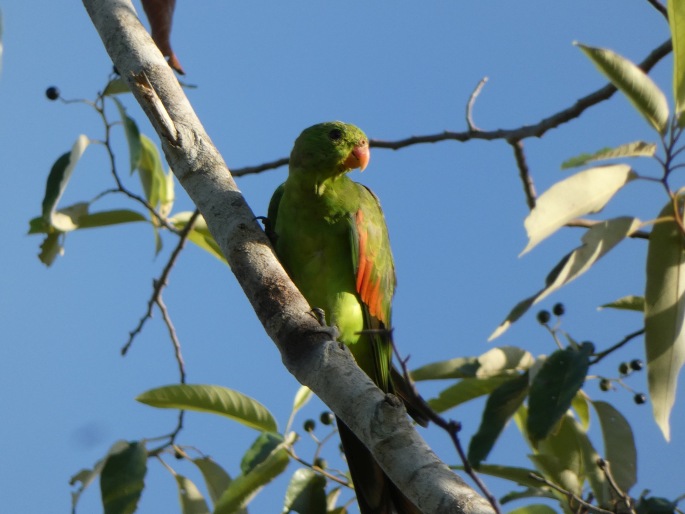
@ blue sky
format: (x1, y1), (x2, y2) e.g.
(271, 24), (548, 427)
(1, 1), (683, 512)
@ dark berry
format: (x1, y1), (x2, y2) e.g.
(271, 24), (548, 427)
(634, 393), (647, 405)
(630, 359), (644, 371)
(599, 379), (611, 391)
(552, 303), (565, 316)
(303, 419), (316, 432)
(174, 450), (183, 459)
(619, 362), (630, 375)
(313, 458), (327, 469)
(320, 411), (334, 425)
(537, 310), (551, 324)
(581, 341), (595, 354)
(45, 86), (60, 101)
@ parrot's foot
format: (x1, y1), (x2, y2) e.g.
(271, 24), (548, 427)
(308, 308), (340, 341)
(255, 216), (277, 244)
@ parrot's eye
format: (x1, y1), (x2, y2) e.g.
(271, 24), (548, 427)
(328, 128), (343, 141)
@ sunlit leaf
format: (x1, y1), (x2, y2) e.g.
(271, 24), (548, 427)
(112, 97), (142, 172)
(527, 345), (592, 443)
(214, 434), (292, 514)
(137, 134), (165, 209)
(100, 441), (147, 514)
(41, 135), (90, 222)
(598, 295), (644, 312)
(292, 386), (313, 414)
(170, 211), (226, 262)
(412, 346), (533, 380)
(282, 468), (327, 514)
(592, 400), (636, 494)
(644, 201), (685, 441)
(51, 202), (89, 232)
(38, 232), (63, 266)
(175, 475), (210, 514)
(561, 141), (656, 169)
(668, 0), (685, 125)
(137, 384), (278, 432)
(468, 373), (529, 467)
(522, 165), (636, 255)
(427, 376), (511, 413)
(192, 458), (233, 506)
(576, 43), (670, 134)
(492, 217), (640, 339)
(77, 209), (148, 229)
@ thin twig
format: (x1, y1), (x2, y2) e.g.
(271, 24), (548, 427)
(589, 328), (645, 364)
(156, 295), (186, 383)
(597, 459), (637, 514)
(645, 0), (668, 20)
(529, 473), (615, 514)
(122, 209), (201, 354)
(466, 77), (488, 132)
(510, 140), (536, 210)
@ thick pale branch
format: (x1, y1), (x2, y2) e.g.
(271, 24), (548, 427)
(82, 1), (493, 512)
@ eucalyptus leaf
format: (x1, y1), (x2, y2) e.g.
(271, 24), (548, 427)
(137, 384), (278, 433)
(41, 135), (90, 222)
(668, 0), (685, 125)
(592, 400), (636, 494)
(576, 43), (669, 134)
(175, 475), (211, 514)
(561, 141), (656, 169)
(644, 201), (685, 441)
(100, 441), (147, 514)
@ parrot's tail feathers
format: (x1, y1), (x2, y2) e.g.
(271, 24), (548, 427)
(337, 417), (422, 514)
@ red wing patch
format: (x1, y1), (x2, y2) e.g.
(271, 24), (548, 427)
(355, 210), (385, 323)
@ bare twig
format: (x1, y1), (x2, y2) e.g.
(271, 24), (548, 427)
(589, 328), (645, 364)
(529, 473), (615, 514)
(466, 77), (488, 132)
(122, 209), (201, 354)
(156, 295), (186, 383)
(645, 0), (668, 20)
(510, 140), (537, 210)
(597, 459), (637, 514)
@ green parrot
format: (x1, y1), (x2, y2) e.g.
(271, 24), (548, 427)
(268, 121), (424, 514)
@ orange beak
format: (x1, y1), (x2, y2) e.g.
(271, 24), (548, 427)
(344, 143), (370, 172)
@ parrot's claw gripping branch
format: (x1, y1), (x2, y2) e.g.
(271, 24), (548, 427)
(308, 308), (341, 341)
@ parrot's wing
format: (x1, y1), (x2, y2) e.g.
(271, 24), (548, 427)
(265, 182), (285, 246)
(349, 184), (396, 392)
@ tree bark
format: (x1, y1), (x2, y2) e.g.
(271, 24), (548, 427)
(81, 1), (495, 512)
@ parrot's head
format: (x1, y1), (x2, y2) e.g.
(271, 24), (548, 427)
(289, 121), (370, 179)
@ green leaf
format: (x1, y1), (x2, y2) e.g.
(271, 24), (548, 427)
(412, 346), (533, 381)
(191, 457), (233, 506)
(51, 202), (89, 232)
(170, 212), (226, 262)
(427, 376), (512, 413)
(527, 345), (592, 443)
(112, 97), (142, 173)
(592, 400), (636, 494)
(507, 505), (558, 514)
(644, 201), (685, 441)
(100, 441), (147, 514)
(461, 463), (545, 490)
(41, 135), (90, 222)
(292, 386), (313, 414)
(103, 77), (131, 96)
(38, 232), (63, 266)
(668, 0), (685, 125)
(214, 434), (292, 514)
(282, 468), (327, 514)
(576, 43), (670, 134)
(175, 475), (211, 514)
(492, 217), (640, 339)
(77, 209), (148, 229)
(598, 295), (645, 312)
(530, 414), (586, 496)
(241, 432), (285, 475)
(468, 373), (529, 467)
(561, 141), (656, 169)
(522, 165), (636, 255)
(571, 391), (590, 431)
(136, 384), (278, 433)
(137, 134), (165, 209)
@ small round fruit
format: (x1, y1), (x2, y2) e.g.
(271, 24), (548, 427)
(303, 419), (316, 432)
(630, 359), (644, 371)
(45, 86), (60, 100)
(619, 362), (630, 375)
(320, 411), (334, 425)
(634, 393), (647, 405)
(552, 303), (565, 316)
(599, 379), (611, 392)
(313, 458), (327, 469)
(537, 310), (551, 324)
(581, 341), (595, 354)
